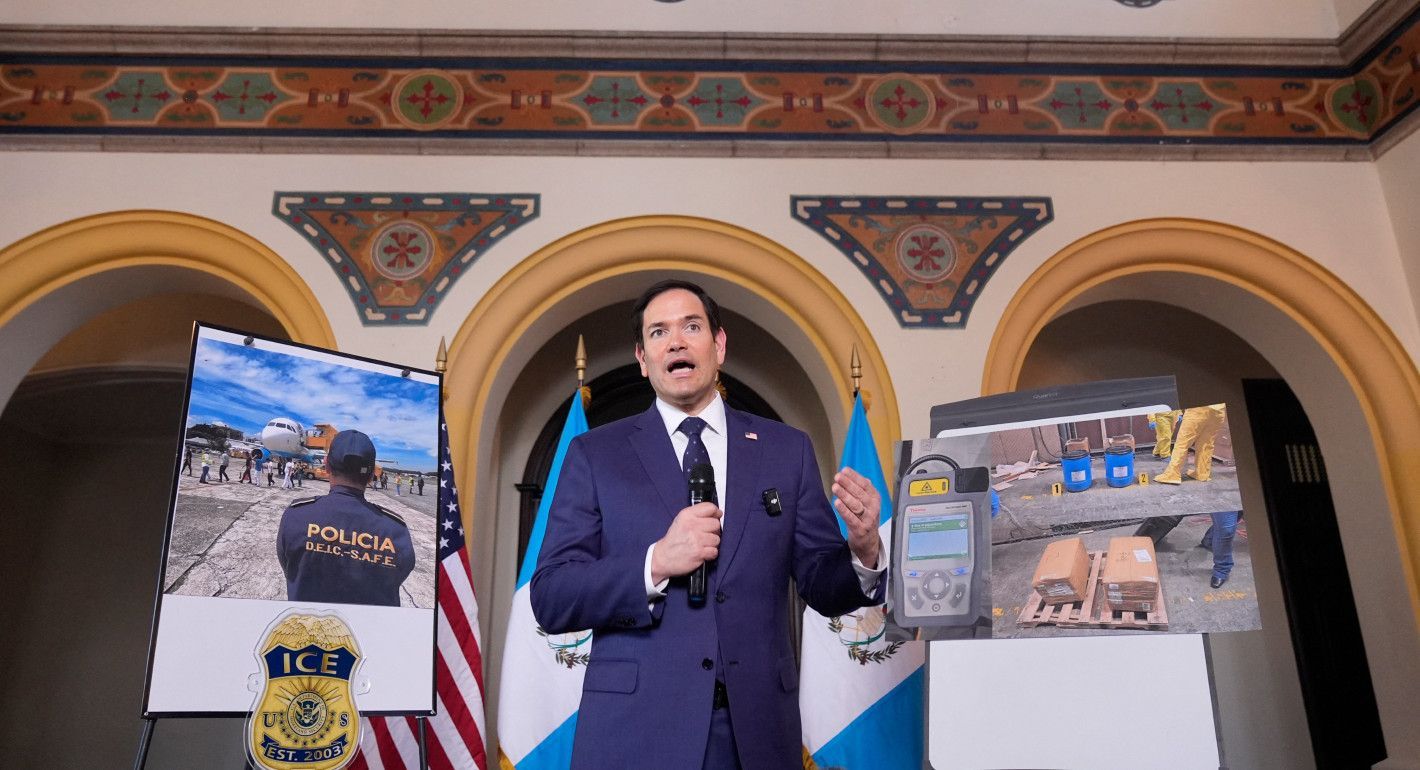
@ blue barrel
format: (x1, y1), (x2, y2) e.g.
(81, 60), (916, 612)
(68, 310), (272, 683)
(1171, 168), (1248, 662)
(1105, 445), (1135, 488)
(1061, 449), (1092, 492)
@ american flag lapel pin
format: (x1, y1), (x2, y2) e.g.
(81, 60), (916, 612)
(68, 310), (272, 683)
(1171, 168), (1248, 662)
(745, 432), (758, 440)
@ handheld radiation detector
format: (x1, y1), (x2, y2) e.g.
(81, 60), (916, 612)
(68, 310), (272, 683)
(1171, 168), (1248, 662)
(890, 461), (991, 631)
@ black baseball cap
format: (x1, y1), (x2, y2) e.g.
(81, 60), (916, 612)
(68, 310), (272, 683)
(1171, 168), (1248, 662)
(328, 430), (376, 475)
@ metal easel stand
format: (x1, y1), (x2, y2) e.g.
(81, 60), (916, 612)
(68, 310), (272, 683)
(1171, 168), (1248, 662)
(132, 717), (156, 770)
(417, 715), (429, 769)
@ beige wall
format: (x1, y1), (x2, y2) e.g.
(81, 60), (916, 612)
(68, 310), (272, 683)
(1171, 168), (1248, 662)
(1335, 0), (1383, 29)
(32, 293), (286, 374)
(3, 0), (1347, 37)
(1378, 128), (1420, 344)
(2, 152), (1416, 440)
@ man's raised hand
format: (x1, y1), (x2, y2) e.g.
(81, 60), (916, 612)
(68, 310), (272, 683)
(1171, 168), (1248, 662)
(832, 467), (882, 569)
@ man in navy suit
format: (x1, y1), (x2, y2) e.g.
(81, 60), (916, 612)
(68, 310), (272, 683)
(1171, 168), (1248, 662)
(531, 280), (885, 770)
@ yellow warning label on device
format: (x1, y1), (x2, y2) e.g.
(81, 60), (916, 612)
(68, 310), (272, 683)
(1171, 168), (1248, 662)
(909, 478), (950, 496)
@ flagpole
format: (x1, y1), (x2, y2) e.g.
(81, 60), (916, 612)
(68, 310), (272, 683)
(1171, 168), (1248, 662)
(498, 339), (592, 770)
(411, 338), (449, 770)
(437, 337), (449, 402)
(800, 344), (924, 770)
(850, 344), (862, 400)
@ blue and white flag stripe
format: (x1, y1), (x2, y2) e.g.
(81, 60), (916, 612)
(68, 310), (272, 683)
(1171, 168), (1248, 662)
(499, 392), (590, 770)
(516, 395), (590, 588)
(800, 393), (925, 769)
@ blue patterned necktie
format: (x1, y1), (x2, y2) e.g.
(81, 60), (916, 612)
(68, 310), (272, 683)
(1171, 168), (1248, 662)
(678, 416), (710, 481)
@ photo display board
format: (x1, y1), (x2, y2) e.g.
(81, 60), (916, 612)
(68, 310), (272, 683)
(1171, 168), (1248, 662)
(915, 379), (1234, 768)
(143, 325), (441, 715)
(890, 379), (1261, 641)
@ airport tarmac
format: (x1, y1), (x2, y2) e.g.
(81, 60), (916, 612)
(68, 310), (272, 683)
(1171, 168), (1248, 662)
(377, 477), (438, 519)
(990, 514), (1260, 638)
(162, 474), (438, 608)
(992, 453), (1242, 543)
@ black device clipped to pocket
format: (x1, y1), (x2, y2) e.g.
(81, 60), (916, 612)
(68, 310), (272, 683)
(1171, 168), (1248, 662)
(761, 488), (782, 516)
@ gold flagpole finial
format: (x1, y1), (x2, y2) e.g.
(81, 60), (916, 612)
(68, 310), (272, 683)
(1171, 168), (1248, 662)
(850, 345), (862, 396)
(575, 334), (587, 388)
(436, 337), (449, 401)
(576, 335), (592, 409)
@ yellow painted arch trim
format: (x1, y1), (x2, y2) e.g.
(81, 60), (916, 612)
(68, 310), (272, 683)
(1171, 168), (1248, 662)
(983, 217), (1420, 629)
(0, 210), (335, 347)
(445, 215), (900, 537)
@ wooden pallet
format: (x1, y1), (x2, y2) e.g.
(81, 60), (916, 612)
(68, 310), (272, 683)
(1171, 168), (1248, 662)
(1095, 586), (1170, 631)
(1016, 549), (1170, 631)
(1016, 549), (1105, 628)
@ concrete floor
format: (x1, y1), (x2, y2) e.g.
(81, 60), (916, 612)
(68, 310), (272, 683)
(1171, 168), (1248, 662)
(990, 514), (1261, 638)
(162, 473), (438, 608)
(993, 452), (1243, 543)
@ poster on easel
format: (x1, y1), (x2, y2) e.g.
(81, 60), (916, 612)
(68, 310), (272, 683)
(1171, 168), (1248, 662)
(913, 377), (1246, 770)
(889, 377), (1260, 641)
(142, 324), (441, 717)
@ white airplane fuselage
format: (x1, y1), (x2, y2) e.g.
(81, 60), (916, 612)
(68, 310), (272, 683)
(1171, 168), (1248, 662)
(260, 417), (316, 461)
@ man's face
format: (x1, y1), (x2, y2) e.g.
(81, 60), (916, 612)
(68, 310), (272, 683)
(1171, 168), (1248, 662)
(635, 288), (726, 414)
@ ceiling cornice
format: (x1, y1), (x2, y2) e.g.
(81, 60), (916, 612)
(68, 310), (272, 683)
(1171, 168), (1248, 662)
(0, 26), (1356, 67)
(1341, 0), (1420, 63)
(8, 0), (1419, 66)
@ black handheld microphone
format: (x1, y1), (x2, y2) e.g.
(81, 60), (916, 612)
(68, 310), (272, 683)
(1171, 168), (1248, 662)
(687, 463), (717, 607)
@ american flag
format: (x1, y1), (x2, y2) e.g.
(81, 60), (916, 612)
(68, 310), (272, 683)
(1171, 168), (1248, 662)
(352, 413), (488, 770)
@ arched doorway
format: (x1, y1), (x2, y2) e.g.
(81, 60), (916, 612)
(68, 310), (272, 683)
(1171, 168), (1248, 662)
(443, 216), (900, 755)
(0, 210), (335, 406)
(443, 214), (900, 500)
(0, 211), (334, 768)
(985, 218), (1420, 768)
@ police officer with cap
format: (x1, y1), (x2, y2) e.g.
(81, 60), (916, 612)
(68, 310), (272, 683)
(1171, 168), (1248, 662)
(277, 430), (415, 607)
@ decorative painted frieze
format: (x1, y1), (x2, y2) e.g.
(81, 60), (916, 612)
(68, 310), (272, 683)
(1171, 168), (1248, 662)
(3, 10), (1417, 148)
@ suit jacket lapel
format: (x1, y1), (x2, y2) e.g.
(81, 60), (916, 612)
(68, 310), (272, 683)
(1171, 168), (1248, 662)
(717, 408), (759, 581)
(629, 406), (684, 522)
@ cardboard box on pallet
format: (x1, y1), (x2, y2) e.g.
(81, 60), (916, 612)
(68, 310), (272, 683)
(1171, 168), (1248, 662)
(1102, 536), (1159, 612)
(1031, 536), (1090, 605)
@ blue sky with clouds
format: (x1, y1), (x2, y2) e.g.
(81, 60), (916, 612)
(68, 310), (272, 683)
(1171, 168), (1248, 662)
(186, 336), (440, 471)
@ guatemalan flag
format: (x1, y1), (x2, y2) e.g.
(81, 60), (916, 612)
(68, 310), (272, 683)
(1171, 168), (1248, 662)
(799, 393), (925, 769)
(497, 391), (590, 770)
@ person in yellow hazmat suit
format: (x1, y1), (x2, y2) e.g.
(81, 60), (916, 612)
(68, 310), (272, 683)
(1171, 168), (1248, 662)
(1148, 409), (1181, 458)
(1154, 404), (1227, 484)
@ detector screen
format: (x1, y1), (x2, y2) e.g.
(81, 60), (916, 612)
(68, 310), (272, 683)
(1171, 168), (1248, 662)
(907, 514), (969, 560)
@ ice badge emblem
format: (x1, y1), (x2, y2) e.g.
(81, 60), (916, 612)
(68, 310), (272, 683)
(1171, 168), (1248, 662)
(247, 612), (362, 770)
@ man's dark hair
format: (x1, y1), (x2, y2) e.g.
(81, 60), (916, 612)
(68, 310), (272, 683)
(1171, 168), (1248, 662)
(631, 279), (723, 346)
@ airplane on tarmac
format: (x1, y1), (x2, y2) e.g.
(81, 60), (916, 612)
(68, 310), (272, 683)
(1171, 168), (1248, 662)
(256, 417), (334, 466)
(257, 419), (388, 482)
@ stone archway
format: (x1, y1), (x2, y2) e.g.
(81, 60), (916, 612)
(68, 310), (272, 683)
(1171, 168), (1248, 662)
(0, 210), (336, 768)
(983, 216), (1420, 625)
(443, 215), (902, 538)
(0, 209), (335, 366)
